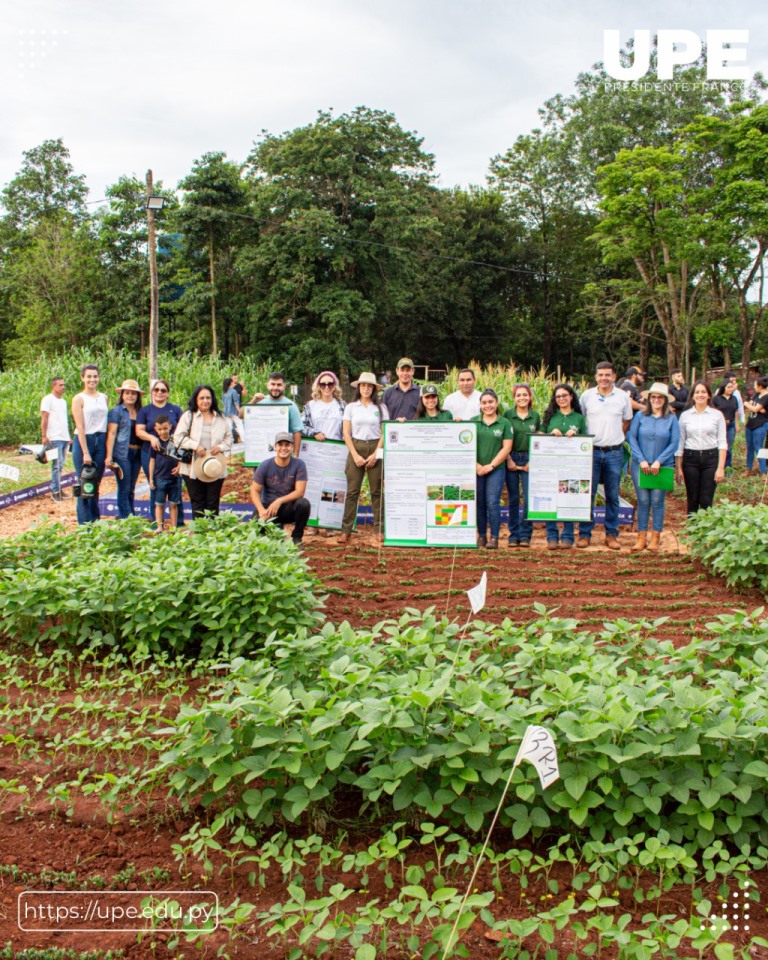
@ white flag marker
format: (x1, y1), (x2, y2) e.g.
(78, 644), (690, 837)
(467, 571), (487, 614)
(513, 725), (560, 788)
(0, 463), (20, 482)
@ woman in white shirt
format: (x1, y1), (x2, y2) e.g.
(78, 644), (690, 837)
(675, 380), (727, 514)
(71, 363), (109, 525)
(301, 371), (346, 441)
(338, 372), (389, 544)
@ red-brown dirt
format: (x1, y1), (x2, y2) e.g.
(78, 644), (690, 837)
(1, 466), (766, 958)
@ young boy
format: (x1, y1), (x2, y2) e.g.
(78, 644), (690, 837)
(149, 415), (183, 530)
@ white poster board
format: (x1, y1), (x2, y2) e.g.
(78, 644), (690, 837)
(527, 434), (594, 522)
(243, 405), (290, 466)
(383, 421), (477, 547)
(298, 437), (349, 530)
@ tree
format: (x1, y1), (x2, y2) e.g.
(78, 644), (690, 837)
(240, 107), (438, 378)
(1, 138), (88, 234)
(174, 152), (249, 356)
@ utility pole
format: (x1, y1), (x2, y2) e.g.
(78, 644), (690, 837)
(146, 169), (161, 382)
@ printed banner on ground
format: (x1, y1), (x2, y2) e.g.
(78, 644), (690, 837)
(527, 435), (594, 521)
(298, 437), (349, 530)
(243, 405), (290, 466)
(383, 421), (477, 547)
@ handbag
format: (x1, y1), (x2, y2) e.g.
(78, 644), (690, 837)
(164, 412), (194, 464)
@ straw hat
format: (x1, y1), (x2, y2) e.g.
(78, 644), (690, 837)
(116, 379), (144, 394)
(351, 372), (378, 387)
(641, 382), (671, 400)
(192, 452), (228, 482)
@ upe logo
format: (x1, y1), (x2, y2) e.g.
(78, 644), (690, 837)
(603, 30), (749, 81)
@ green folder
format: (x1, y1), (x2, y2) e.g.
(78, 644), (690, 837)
(638, 466), (675, 491)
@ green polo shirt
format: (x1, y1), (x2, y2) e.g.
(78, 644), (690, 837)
(545, 411), (587, 436)
(416, 410), (454, 422)
(472, 415), (513, 466)
(503, 408), (541, 452)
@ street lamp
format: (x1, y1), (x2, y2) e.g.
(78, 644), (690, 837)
(145, 173), (165, 381)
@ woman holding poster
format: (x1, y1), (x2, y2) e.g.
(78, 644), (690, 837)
(301, 371), (346, 441)
(542, 384), (586, 550)
(338, 372), (389, 545)
(504, 384), (541, 548)
(628, 383), (680, 551)
(472, 390), (513, 549)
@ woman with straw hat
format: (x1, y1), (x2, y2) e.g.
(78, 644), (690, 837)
(106, 379), (145, 519)
(338, 372), (389, 544)
(628, 382), (680, 550)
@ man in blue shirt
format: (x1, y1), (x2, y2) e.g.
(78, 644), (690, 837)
(250, 432), (310, 549)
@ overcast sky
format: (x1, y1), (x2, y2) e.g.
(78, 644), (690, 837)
(3, 0), (768, 203)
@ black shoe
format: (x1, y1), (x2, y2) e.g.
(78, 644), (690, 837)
(292, 539), (305, 552)
(51, 492), (63, 502)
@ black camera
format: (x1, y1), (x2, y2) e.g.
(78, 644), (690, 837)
(163, 441), (194, 465)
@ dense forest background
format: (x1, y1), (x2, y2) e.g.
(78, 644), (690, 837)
(2, 45), (768, 382)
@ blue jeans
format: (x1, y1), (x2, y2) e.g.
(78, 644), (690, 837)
(476, 465), (505, 539)
(630, 461), (668, 533)
(113, 447), (142, 519)
(579, 446), (624, 540)
(72, 432), (106, 524)
(746, 423), (768, 472)
(49, 440), (69, 494)
(142, 445), (184, 526)
(725, 421), (736, 469)
(545, 520), (574, 544)
(506, 452), (532, 542)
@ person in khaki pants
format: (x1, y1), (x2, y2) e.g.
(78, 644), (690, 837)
(338, 372), (389, 544)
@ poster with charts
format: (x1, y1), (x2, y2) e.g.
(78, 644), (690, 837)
(527, 434), (594, 521)
(298, 437), (349, 530)
(383, 421), (477, 547)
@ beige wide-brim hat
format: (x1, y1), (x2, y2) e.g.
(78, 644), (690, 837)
(351, 371), (378, 387)
(192, 452), (228, 482)
(641, 382), (671, 400)
(116, 379), (144, 394)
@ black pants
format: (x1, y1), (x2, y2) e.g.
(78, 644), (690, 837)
(184, 476), (224, 519)
(274, 497), (311, 541)
(681, 448), (718, 514)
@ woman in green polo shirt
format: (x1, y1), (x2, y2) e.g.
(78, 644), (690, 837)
(504, 384), (541, 548)
(542, 383), (586, 549)
(472, 389), (513, 549)
(415, 384), (455, 421)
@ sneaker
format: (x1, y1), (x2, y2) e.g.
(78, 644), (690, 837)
(519, 540), (531, 548)
(507, 540), (519, 548)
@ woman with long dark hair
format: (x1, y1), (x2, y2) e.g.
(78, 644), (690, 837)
(71, 364), (109, 525)
(172, 385), (233, 519)
(542, 384), (586, 549)
(675, 381), (727, 514)
(504, 384), (540, 548)
(106, 379), (144, 519)
(472, 389), (513, 549)
(415, 384), (454, 421)
(712, 377), (740, 470)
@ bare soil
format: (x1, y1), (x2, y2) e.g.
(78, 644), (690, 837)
(1, 461), (766, 958)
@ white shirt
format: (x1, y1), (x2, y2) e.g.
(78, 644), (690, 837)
(40, 394), (71, 441)
(443, 390), (481, 421)
(343, 401), (389, 441)
(303, 399), (345, 441)
(79, 392), (108, 434)
(677, 406), (728, 455)
(580, 387), (633, 446)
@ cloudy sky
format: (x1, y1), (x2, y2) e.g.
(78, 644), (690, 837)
(3, 0), (768, 202)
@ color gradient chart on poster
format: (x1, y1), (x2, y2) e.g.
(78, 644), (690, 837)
(383, 421), (477, 547)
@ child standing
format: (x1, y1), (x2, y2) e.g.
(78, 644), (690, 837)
(149, 415), (183, 530)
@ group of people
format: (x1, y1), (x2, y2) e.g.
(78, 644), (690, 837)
(39, 358), (766, 549)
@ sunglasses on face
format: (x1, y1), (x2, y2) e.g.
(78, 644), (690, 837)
(319, 382), (335, 388)
(153, 388), (168, 394)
